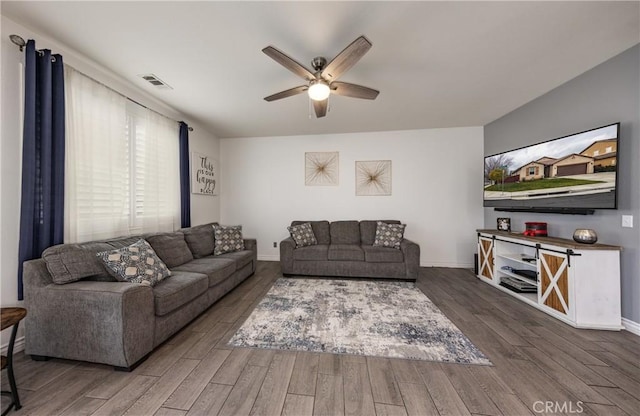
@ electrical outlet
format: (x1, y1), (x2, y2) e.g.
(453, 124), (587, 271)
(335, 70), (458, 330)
(273, 242), (277, 248)
(622, 215), (633, 228)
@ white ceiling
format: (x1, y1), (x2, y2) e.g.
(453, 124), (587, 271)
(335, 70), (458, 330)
(2, 1), (639, 138)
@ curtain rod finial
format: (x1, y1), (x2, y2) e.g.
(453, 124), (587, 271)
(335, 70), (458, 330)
(9, 34), (26, 51)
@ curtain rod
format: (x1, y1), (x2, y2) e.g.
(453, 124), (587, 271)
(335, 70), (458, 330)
(67, 65), (194, 131)
(9, 34), (193, 131)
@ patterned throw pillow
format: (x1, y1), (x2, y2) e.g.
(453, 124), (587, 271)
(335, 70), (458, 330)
(96, 239), (171, 286)
(287, 222), (318, 248)
(213, 224), (245, 255)
(373, 221), (406, 250)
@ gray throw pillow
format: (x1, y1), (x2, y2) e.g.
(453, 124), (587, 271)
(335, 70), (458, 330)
(213, 225), (245, 255)
(373, 221), (406, 250)
(97, 239), (171, 286)
(182, 225), (215, 258)
(287, 222), (318, 248)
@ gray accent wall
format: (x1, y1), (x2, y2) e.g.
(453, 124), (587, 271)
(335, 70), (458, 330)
(484, 44), (640, 325)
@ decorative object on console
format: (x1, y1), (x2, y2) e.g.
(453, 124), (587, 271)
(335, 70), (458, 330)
(229, 278), (491, 365)
(573, 228), (598, 244)
(497, 217), (511, 232)
(305, 152), (339, 186)
(356, 160), (392, 196)
(191, 152), (217, 195)
(287, 222), (318, 248)
(373, 221), (406, 249)
(97, 239), (171, 286)
(213, 224), (245, 255)
(524, 221), (547, 237)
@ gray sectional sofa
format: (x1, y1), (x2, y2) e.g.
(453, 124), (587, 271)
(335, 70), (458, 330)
(22, 223), (256, 370)
(280, 220), (420, 280)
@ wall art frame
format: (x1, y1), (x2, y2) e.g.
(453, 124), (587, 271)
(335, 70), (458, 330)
(191, 152), (218, 195)
(356, 160), (392, 196)
(305, 152), (339, 186)
(497, 217), (511, 232)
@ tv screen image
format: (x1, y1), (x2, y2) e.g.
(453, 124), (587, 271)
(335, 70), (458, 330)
(484, 123), (619, 211)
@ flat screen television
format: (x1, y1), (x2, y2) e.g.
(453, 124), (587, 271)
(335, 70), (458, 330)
(484, 123), (620, 214)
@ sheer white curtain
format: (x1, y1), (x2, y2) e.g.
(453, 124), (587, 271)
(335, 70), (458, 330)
(64, 66), (180, 243)
(64, 66), (129, 242)
(130, 105), (180, 234)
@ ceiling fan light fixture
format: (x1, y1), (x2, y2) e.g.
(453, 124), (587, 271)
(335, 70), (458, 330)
(308, 80), (330, 101)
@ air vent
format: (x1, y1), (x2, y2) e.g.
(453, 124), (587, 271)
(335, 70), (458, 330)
(138, 74), (173, 90)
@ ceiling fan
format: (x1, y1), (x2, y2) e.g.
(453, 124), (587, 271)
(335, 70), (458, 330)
(262, 35), (379, 118)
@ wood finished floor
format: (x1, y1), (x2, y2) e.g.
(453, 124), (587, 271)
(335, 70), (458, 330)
(2, 261), (639, 416)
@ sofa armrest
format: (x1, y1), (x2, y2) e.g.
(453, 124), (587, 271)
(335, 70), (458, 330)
(243, 238), (257, 252)
(279, 237), (296, 273)
(401, 239), (420, 279)
(243, 238), (258, 272)
(23, 259), (155, 368)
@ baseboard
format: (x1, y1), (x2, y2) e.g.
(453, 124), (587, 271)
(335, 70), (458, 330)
(258, 254), (279, 261)
(622, 318), (640, 336)
(0, 335), (25, 355)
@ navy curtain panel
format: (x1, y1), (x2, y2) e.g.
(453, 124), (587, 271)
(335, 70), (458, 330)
(179, 122), (191, 228)
(17, 40), (65, 300)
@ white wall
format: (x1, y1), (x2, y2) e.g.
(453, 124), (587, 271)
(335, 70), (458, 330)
(0, 16), (220, 349)
(220, 127), (484, 267)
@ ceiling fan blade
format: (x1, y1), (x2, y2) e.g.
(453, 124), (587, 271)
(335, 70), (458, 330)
(264, 85), (308, 102)
(321, 36), (372, 82)
(262, 46), (315, 81)
(313, 99), (328, 118)
(331, 81), (379, 100)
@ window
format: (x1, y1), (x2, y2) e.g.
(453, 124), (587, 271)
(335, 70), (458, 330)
(605, 146), (613, 153)
(528, 167), (536, 175)
(593, 150), (600, 156)
(64, 67), (179, 243)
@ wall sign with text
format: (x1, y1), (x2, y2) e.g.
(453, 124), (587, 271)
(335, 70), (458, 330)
(191, 152), (218, 195)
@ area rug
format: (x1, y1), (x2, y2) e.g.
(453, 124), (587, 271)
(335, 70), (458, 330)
(228, 278), (492, 365)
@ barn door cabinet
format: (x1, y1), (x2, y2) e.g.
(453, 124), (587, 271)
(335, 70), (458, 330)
(476, 230), (622, 330)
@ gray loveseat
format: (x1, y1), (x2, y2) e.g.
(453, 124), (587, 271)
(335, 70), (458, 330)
(280, 220), (420, 280)
(22, 223), (256, 370)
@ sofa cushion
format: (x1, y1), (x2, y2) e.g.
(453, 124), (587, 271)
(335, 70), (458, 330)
(97, 239), (171, 286)
(146, 232), (194, 268)
(291, 221), (330, 245)
(213, 225), (245, 255)
(360, 220), (401, 245)
(329, 221), (361, 245)
(362, 245), (405, 263)
(152, 271), (208, 316)
(373, 221), (406, 250)
(172, 257), (236, 287)
(214, 250), (254, 271)
(288, 222), (317, 248)
(293, 244), (329, 261)
(43, 242), (113, 284)
(328, 244), (365, 261)
(182, 224), (215, 258)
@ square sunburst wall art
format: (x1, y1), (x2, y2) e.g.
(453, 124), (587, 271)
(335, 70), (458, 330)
(356, 160), (392, 196)
(305, 152), (339, 186)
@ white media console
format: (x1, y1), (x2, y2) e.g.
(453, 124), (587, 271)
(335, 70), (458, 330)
(476, 230), (622, 330)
